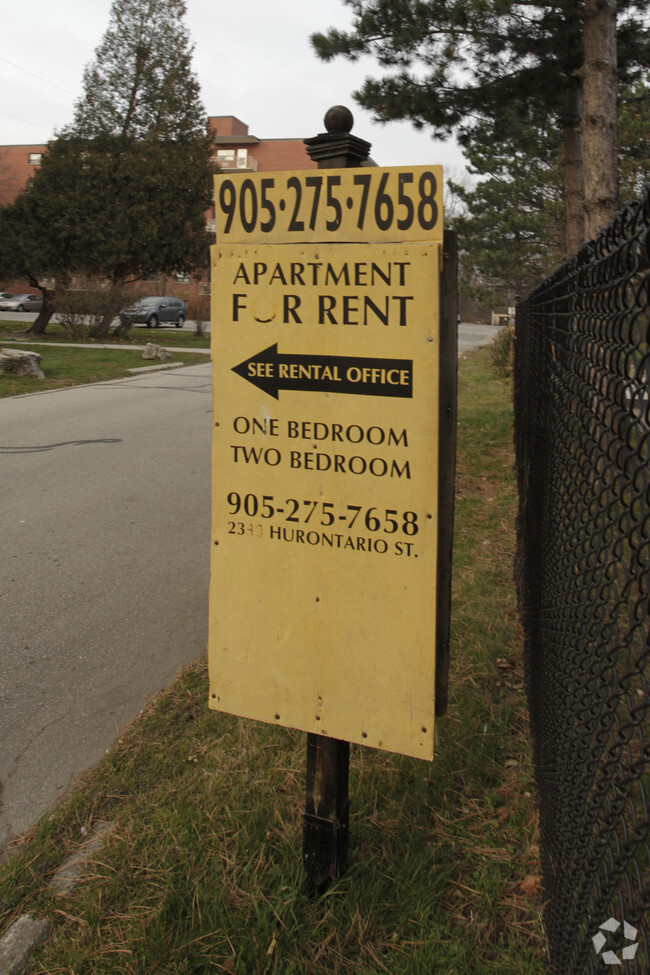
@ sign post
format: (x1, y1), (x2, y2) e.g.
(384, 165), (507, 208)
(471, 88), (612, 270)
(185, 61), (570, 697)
(208, 107), (456, 893)
(301, 109), (369, 891)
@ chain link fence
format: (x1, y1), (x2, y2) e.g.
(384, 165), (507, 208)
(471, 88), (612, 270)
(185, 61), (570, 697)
(515, 189), (650, 973)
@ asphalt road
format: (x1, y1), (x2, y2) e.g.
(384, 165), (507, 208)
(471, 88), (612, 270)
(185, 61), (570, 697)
(0, 321), (500, 856)
(0, 310), (203, 333)
(458, 321), (503, 354)
(0, 311), (503, 351)
(0, 363), (213, 855)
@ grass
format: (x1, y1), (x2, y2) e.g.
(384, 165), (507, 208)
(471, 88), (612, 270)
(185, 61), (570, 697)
(0, 318), (210, 349)
(0, 347), (547, 973)
(0, 343), (209, 398)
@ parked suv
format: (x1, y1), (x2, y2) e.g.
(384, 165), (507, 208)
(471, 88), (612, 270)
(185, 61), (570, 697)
(119, 296), (187, 328)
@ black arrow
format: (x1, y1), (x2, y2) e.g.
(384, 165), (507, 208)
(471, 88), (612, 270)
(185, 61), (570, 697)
(232, 344), (413, 399)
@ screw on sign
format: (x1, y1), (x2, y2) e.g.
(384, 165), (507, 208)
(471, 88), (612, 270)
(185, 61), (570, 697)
(592, 918), (639, 966)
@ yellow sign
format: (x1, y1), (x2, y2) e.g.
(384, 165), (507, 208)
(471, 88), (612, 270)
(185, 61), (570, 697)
(208, 242), (440, 759)
(214, 166), (443, 245)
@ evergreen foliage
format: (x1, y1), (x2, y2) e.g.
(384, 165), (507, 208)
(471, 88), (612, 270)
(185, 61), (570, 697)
(619, 74), (650, 202)
(449, 111), (563, 305)
(3, 133), (213, 286)
(312, 0), (650, 253)
(450, 71), (650, 304)
(70, 0), (207, 141)
(312, 0), (650, 139)
(0, 0), (213, 334)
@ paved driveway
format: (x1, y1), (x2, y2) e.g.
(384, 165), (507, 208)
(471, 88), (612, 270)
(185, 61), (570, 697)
(0, 363), (212, 854)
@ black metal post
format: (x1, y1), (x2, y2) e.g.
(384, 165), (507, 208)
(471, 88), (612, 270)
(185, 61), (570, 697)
(435, 229), (458, 716)
(303, 735), (350, 891)
(301, 107), (371, 894)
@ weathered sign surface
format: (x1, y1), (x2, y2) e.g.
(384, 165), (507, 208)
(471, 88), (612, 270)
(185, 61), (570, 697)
(214, 165), (443, 244)
(208, 167), (443, 760)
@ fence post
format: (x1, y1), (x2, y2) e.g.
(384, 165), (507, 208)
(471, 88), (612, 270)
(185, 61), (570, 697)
(435, 229), (458, 716)
(301, 107), (371, 894)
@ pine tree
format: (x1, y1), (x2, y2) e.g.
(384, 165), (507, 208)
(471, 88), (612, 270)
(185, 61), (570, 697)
(312, 0), (650, 254)
(69, 0), (207, 141)
(0, 0), (213, 336)
(618, 75), (650, 202)
(583, 0), (619, 238)
(449, 109), (563, 307)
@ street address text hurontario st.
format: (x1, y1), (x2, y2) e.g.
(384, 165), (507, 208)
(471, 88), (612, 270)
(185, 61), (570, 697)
(230, 258), (414, 327)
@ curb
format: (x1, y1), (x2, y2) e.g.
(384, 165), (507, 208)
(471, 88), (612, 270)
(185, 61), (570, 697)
(49, 822), (117, 896)
(0, 915), (51, 975)
(0, 822), (116, 973)
(126, 361), (187, 375)
(1, 339), (211, 355)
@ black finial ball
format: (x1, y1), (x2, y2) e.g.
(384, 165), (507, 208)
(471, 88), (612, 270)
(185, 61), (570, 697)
(324, 106), (354, 134)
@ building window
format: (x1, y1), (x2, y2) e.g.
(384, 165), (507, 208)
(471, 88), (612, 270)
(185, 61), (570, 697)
(214, 148), (257, 171)
(216, 149), (236, 165)
(28, 153), (42, 165)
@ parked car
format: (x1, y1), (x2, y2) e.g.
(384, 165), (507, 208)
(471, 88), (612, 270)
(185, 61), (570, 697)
(119, 295), (187, 328)
(0, 293), (43, 311)
(0, 292), (14, 303)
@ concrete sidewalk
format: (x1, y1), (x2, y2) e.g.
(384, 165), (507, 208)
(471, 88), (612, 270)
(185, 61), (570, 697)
(2, 338), (211, 355)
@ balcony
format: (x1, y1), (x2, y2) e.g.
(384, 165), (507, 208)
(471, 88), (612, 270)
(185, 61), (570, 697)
(214, 152), (258, 172)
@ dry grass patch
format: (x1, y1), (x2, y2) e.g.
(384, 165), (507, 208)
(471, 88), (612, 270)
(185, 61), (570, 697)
(0, 347), (547, 974)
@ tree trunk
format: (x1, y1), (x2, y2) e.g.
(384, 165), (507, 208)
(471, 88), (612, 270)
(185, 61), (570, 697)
(26, 291), (56, 336)
(583, 0), (618, 240)
(563, 74), (585, 255)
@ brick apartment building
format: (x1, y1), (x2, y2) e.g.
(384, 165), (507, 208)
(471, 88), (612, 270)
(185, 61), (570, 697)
(209, 115), (315, 174)
(204, 115), (316, 242)
(0, 115), (316, 297)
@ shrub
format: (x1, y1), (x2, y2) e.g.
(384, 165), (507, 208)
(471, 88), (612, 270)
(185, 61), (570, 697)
(56, 284), (133, 340)
(490, 322), (515, 379)
(56, 290), (91, 340)
(186, 293), (210, 336)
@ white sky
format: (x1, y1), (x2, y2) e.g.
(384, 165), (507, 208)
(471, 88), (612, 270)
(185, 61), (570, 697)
(0, 0), (467, 176)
